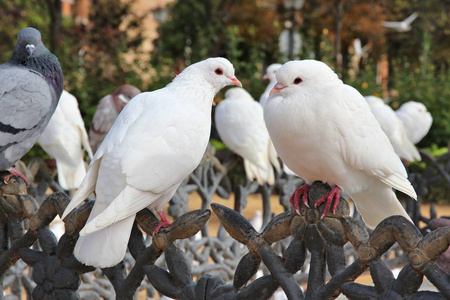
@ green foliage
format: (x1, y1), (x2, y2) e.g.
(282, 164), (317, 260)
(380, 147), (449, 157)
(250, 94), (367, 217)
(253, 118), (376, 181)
(0, 0), (50, 62)
(153, 0), (283, 101)
(60, 0), (148, 129)
(390, 66), (450, 147)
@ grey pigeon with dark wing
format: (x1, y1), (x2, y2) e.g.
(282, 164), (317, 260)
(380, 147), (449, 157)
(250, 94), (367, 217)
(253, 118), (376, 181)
(0, 27), (64, 184)
(89, 85), (141, 153)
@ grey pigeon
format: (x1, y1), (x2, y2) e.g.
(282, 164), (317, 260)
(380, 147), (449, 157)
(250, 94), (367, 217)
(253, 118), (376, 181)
(88, 84), (141, 153)
(0, 27), (64, 185)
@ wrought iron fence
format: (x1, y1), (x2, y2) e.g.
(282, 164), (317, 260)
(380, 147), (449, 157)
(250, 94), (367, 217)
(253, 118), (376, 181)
(1, 145), (449, 299)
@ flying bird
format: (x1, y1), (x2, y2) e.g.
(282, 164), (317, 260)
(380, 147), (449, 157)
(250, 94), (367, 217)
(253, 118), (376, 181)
(260, 63), (282, 108)
(215, 87), (280, 185)
(382, 12), (419, 32)
(264, 60), (416, 229)
(89, 85), (141, 153)
(61, 57), (241, 268)
(395, 101), (433, 144)
(365, 96), (420, 162)
(38, 90), (93, 190)
(0, 27), (63, 185)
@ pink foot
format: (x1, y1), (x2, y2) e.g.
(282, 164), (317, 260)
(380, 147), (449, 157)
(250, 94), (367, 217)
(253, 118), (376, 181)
(4, 167), (30, 186)
(314, 186), (341, 219)
(153, 211), (172, 235)
(289, 184), (310, 214)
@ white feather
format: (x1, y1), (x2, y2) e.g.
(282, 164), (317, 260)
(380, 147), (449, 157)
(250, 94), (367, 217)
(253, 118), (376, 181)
(38, 90), (93, 190)
(365, 96), (420, 161)
(215, 87), (279, 185)
(62, 57), (240, 268)
(264, 60), (416, 229)
(382, 12), (419, 32)
(260, 64), (282, 108)
(396, 101), (433, 144)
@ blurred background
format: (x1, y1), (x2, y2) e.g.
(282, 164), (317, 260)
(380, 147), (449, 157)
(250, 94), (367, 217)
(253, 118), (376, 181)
(0, 0), (449, 179)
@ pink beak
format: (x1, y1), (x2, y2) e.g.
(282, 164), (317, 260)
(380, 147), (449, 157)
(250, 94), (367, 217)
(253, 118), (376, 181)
(263, 73), (269, 80)
(230, 76), (242, 87)
(269, 83), (286, 97)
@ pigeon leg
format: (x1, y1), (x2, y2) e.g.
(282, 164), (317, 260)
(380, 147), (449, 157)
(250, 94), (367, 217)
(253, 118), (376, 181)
(289, 184), (310, 214)
(4, 167), (30, 186)
(153, 210), (172, 235)
(314, 186), (341, 219)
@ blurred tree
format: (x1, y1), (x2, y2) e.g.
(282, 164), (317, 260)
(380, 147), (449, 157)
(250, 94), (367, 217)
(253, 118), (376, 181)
(45, 0), (62, 51)
(64, 0), (147, 129)
(153, 0), (282, 98)
(0, 0), (50, 62)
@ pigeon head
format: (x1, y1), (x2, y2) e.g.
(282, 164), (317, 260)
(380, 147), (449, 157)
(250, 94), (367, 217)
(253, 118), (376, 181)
(269, 60), (341, 97)
(365, 96), (385, 106)
(263, 63), (282, 81)
(112, 84), (141, 112)
(399, 101), (428, 114)
(13, 27), (46, 59)
(185, 57), (242, 92)
(113, 84), (141, 100)
(224, 87), (254, 101)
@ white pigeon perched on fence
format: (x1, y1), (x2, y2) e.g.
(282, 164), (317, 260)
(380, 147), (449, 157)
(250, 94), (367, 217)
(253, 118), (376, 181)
(259, 63), (282, 108)
(215, 87), (280, 185)
(38, 90), (93, 190)
(89, 85), (141, 153)
(0, 27), (63, 185)
(395, 101), (433, 145)
(61, 57), (241, 268)
(365, 96), (420, 162)
(264, 60), (416, 229)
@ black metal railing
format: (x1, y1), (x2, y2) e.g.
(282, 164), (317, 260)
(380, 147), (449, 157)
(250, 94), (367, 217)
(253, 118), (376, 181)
(1, 145), (449, 299)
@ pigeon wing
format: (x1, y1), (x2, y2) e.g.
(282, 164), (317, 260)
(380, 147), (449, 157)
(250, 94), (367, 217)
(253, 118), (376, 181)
(215, 99), (270, 169)
(81, 90), (209, 231)
(337, 85), (416, 199)
(0, 67), (52, 154)
(404, 12), (419, 25)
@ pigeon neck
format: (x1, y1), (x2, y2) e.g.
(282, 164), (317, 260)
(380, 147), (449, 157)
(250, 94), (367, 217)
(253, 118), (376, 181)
(168, 72), (216, 107)
(10, 52), (64, 99)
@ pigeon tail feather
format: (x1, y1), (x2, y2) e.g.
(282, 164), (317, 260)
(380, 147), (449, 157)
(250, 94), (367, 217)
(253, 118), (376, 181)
(268, 141), (281, 173)
(349, 181), (413, 229)
(56, 158), (87, 190)
(244, 159), (275, 185)
(80, 185), (162, 235)
(79, 126), (94, 159)
(74, 215), (135, 268)
(61, 158), (101, 219)
(380, 172), (417, 200)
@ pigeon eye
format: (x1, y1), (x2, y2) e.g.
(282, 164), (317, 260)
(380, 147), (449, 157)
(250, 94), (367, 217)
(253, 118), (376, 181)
(293, 77), (303, 84)
(215, 68), (223, 75)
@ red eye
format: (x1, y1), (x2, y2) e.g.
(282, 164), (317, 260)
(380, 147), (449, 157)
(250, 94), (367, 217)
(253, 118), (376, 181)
(215, 68), (223, 75)
(293, 77), (302, 84)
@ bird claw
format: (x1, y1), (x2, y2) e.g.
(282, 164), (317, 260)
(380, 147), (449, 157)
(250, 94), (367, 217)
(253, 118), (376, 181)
(315, 186), (341, 219)
(153, 211), (172, 236)
(4, 167), (30, 187)
(289, 184), (310, 214)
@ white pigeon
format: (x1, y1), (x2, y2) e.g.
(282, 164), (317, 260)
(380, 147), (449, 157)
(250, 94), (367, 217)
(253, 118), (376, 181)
(382, 12), (419, 32)
(259, 63), (282, 108)
(365, 96), (421, 162)
(215, 87), (280, 185)
(395, 101), (433, 144)
(61, 57), (241, 268)
(38, 90), (93, 190)
(264, 60), (416, 229)
(89, 85), (141, 154)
